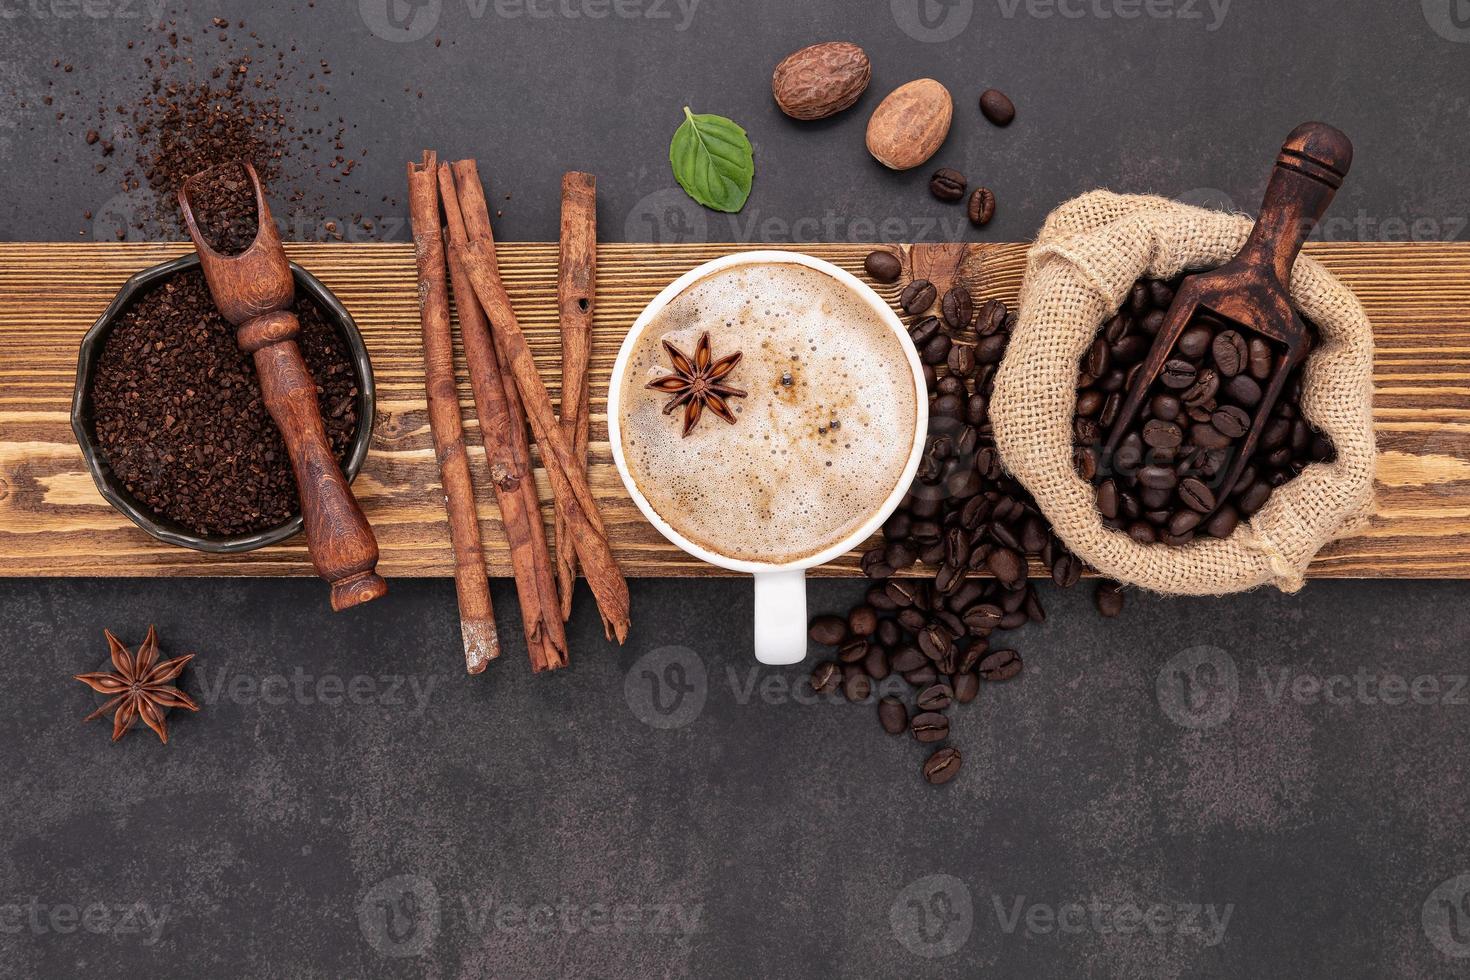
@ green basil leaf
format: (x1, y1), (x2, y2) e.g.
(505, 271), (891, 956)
(669, 106), (754, 213)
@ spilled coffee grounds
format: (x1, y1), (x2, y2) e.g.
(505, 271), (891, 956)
(186, 162), (260, 255)
(91, 267), (360, 537)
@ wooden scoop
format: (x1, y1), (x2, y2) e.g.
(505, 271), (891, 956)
(1103, 122), (1353, 513)
(179, 162), (388, 611)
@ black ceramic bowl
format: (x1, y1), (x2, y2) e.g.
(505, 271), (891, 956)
(71, 254), (375, 553)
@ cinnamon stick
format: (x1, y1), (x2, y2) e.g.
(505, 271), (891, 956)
(436, 162), (569, 673)
(554, 172), (597, 621)
(442, 160), (631, 644)
(405, 150), (499, 674)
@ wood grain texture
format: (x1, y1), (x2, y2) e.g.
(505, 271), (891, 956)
(1, 241), (1467, 579)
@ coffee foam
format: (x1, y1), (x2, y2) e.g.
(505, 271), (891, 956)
(619, 262), (918, 565)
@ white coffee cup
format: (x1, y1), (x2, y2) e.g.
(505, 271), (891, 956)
(607, 251), (928, 665)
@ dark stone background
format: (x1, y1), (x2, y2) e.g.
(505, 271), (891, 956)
(3, 2), (1469, 976)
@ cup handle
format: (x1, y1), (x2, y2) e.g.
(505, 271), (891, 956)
(753, 568), (808, 665)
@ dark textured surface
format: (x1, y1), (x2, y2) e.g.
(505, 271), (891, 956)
(3, 2), (1470, 977)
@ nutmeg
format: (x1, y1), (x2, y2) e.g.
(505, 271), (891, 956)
(771, 42), (871, 121)
(865, 78), (953, 171)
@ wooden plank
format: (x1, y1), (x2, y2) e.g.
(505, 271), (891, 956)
(0, 241), (1466, 579)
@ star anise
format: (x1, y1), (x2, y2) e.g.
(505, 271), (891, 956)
(645, 332), (747, 437)
(74, 626), (199, 743)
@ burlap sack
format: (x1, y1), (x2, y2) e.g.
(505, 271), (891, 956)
(991, 191), (1376, 595)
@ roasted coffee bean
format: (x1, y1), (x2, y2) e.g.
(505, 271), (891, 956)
(1141, 308), (1166, 334)
(1077, 390), (1104, 417)
(1073, 446), (1099, 481)
(1128, 282), (1150, 315)
(1178, 477), (1216, 513)
(911, 711), (950, 742)
(1086, 338), (1111, 377)
(1127, 521), (1157, 544)
(918, 624), (954, 662)
(963, 603), (1004, 634)
(986, 547), (1025, 587)
(1160, 359), (1197, 389)
(978, 649), (1022, 681)
(861, 549), (894, 579)
(904, 664), (940, 687)
(875, 618), (902, 649)
(1182, 368), (1220, 406)
(1169, 509), (1202, 535)
(844, 672), (873, 703)
(1191, 423), (1231, 450)
(930, 167), (967, 201)
(1094, 581), (1125, 617)
(885, 541), (918, 571)
(909, 315), (941, 346)
(1248, 337), (1273, 379)
(923, 333), (953, 365)
(947, 344), (976, 377)
(810, 661), (842, 694)
(1177, 326), (1212, 360)
(848, 605), (878, 637)
(867, 586), (898, 612)
(864, 250), (903, 283)
(1151, 394), (1181, 421)
(1139, 485), (1172, 509)
(923, 745), (962, 785)
(974, 333), (1008, 364)
(901, 279), (937, 315)
(885, 579), (920, 608)
(808, 615), (848, 646)
(967, 187), (996, 227)
(966, 392), (988, 426)
(936, 375), (965, 399)
(878, 696), (908, 735)
(1051, 552), (1082, 588)
(1138, 465), (1178, 491)
(1074, 416), (1100, 444)
(1238, 479), (1272, 514)
(1212, 329), (1248, 377)
(1211, 405), (1251, 438)
(864, 643), (891, 681)
(1095, 479), (1120, 519)
(838, 639), (869, 664)
(891, 645), (927, 672)
(976, 298), (1007, 335)
(1205, 504), (1240, 537)
(978, 87), (1015, 125)
(1225, 374), (1262, 407)
(953, 672), (979, 704)
(917, 683), (954, 711)
(1142, 418), (1183, 449)
(941, 287), (975, 330)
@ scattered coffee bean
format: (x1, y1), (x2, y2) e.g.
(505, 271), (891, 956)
(977, 649), (1021, 681)
(808, 615), (847, 646)
(923, 746), (962, 785)
(810, 661), (842, 694)
(878, 696), (908, 735)
(941, 286), (974, 330)
(864, 249), (902, 283)
(844, 671), (873, 703)
(929, 167), (967, 202)
(901, 279), (937, 315)
(978, 88), (1015, 126)
(916, 683), (954, 711)
(967, 187), (996, 227)
(1094, 581), (1125, 617)
(911, 711), (950, 743)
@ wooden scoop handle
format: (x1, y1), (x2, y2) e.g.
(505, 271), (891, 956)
(241, 311), (388, 611)
(1237, 121), (1353, 287)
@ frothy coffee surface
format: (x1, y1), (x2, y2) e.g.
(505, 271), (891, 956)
(619, 262), (918, 565)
